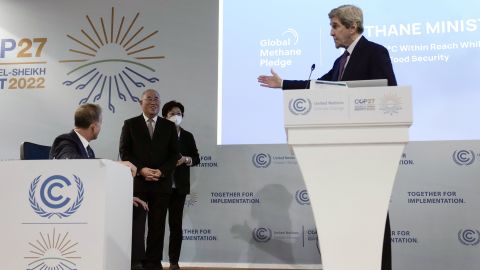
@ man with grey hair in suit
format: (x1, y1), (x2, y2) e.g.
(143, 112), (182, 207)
(258, 4), (395, 270)
(120, 89), (179, 270)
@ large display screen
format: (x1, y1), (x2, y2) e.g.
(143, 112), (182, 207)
(218, 0), (480, 144)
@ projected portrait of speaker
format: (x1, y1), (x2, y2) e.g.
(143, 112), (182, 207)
(257, 4), (397, 89)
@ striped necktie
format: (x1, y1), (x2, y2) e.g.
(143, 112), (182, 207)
(86, 145), (95, 159)
(147, 118), (155, 138)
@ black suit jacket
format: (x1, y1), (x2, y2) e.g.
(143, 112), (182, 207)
(119, 114), (179, 193)
(49, 130), (92, 159)
(173, 128), (200, 194)
(283, 36), (397, 89)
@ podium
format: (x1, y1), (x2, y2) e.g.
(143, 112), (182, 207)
(283, 82), (412, 270)
(0, 159), (133, 270)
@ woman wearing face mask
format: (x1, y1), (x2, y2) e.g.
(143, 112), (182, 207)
(161, 100), (200, 270)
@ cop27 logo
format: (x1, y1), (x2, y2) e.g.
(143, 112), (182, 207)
(458, 229), (480, 246)
(252, 153), (272, 168)
(288, 98), (312, 115)
(452, 150), (475, 166)
(29, 175), (84, 218)
(60, 7), (165, 113)
(252, 227), (272, 243)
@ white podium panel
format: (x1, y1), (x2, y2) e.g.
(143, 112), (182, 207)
(0, 159), (133, 270)
(284, 85), (412, 130)
(284, 84), (412, 270)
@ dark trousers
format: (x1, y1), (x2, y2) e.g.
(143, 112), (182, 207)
(132, 191), (171, 266)
(382, 214), (392, 270)
(168, 189), (187, 264)
(131, 204), (147, 263)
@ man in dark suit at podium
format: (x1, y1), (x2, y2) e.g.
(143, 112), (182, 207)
(257, 4), (397, 89)
(119, 89), (179, 270)
(49, 102), (144, 191)
(50, 103), (102, 159)
(258, 5), (395, 270)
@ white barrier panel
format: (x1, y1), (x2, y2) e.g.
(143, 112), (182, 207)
(179, 141), (480, 269)
(0, 159), (132, 270)
(391, 141), (480, 270)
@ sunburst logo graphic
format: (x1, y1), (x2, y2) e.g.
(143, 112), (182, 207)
(24, 228), (80, 270)
(379, 92), (402, 115)
(60, 7), (165, 113)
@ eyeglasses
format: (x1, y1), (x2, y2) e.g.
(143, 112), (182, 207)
(142, 97), (160, 103)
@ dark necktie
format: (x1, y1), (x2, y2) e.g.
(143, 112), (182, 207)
(337, 50), (350, 81)
(86, 145), (95, 159)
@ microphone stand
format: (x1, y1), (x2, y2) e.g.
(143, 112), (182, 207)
(306, 64), (315, 89)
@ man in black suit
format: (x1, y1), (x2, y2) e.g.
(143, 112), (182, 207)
(258, 5), (394, 270)
(161, 100), (200, 270)
(50, 103), (102, 159)
(257, 4), (397, 89)
(119, 89), (179, 270)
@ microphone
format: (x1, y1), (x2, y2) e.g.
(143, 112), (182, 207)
(306, 64), (316, 89)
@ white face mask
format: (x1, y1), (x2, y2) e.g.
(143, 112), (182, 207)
(168, 115), (182, 126)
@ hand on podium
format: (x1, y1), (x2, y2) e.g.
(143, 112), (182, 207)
(118, 160), (137, 177)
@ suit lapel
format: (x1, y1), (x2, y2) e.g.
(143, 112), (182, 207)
(137, 114), (153, 141)
(333, 57), (342, 81)
(152, 118), (160, 139)
(138, 114), (164, 141)
(342, 36), (367, 81)
(70, 130), (89, 158)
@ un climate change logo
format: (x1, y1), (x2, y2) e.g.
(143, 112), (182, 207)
(458, 229), (480, 246)
(252, 153), (272, 168)
(295, 189), (310, 205)
(288, 98), (311, 115)
(29, 175), (84, 219)
(452, 150), (475, 166)
(252, 227), (272, 243)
